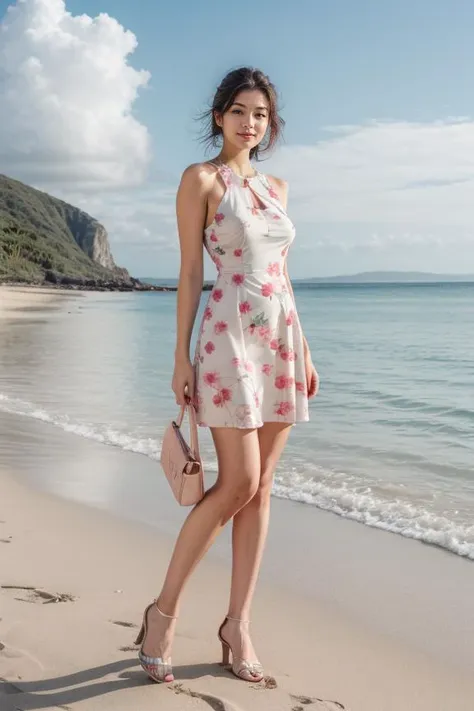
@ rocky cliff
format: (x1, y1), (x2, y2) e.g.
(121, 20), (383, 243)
(65, 210), (117, 271)
(0, 173), (134, 288)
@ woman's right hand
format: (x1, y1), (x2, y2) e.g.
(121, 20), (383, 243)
(172, 356), (195, 407)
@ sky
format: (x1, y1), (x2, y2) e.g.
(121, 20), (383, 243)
(1, 0), (474, 279)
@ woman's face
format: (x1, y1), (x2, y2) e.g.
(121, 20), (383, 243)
(216, 89), (270, 153)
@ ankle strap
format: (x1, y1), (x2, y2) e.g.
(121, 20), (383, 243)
(226, 616), (249, 623)
(154, 600), (177, 619)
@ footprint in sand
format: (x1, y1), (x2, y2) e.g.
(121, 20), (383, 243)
(290, 693), (346, 710)
(1, 585), (76, 604)
(169, 682), (346, 711)
(170, 683), (244, 711)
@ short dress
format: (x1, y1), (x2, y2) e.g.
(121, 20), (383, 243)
(193, 162), (310, 428)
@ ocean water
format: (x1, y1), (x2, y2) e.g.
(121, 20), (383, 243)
(1, 283), (473, 559)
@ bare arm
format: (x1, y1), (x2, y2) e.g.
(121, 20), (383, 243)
(172, 164), (211, 405)
(174, 164), (208, 361)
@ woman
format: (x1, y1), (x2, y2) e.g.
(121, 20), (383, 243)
(135, 66), (319, 685)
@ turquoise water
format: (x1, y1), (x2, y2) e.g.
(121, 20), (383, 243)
(1, 283), (473, 558)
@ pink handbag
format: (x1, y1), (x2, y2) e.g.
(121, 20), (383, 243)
(160, 403), (205, 506)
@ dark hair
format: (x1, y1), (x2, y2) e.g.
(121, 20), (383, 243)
(199, 67), (285, 161)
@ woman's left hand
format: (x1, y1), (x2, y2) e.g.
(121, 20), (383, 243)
(304, 351), (319, 399)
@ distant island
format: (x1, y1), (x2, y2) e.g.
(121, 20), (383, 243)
(0, 174), (165, 291)
(300, 271), (474, 283)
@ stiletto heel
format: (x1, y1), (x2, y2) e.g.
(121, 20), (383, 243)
(220, 639), (230, 666)
(217, 616), (264, 682)
(136, 599), (177, 683)
(134, 623), (145, 646)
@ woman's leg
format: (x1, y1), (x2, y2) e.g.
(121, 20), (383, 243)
(221, 423), (292, 663)
(141, 427), (261, 663)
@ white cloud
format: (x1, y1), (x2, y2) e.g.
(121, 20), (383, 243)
(0, 0), (151, 189)
(260, 118), (474, 274)
(266, 119), (474, 228)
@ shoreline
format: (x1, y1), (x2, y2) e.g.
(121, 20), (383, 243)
(1, 410), (474, 711)
(0, 284), (82, 319)
(0, 281), (179, 294)
(0, 282), (213, 294)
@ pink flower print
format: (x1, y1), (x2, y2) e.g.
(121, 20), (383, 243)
(261, 363), (273, 376)
(244, 360), (253, 372)
(214, 256), (223, 270)
(220, 387), (232, 402)
(254, 394), (260, 408)
(279, 347), (296, 362)
(249, 324), (256, 335)
(270, 338), (280, 351)
(261, 283), (274, 298)
(257, 325), (272, 342)
(231, 357), (241, 367)
(272, 214), (281, 220)
(275, 375), (294, 390)
(204, 341), (215, 354)
(296, 381), (306, 393)
(268, 186), (279, 199)
(210, 231), (218, 243)
(204, 306), (213, 321)
(215, 213), (225, 225)
(234, 248), (242, 257)
(275, 401), (295, 417)
(266, 262), (280, 277)
(281, 246), (289, 257)
(239, 300), (252, 314)
(214, 320), (228, 335)
(232, 273), (245, 286)
(204, 371), (219, 386)
(212, 288), (223, 302)
(250, 207), (260, 216)
(212, 393), (224, 407)
(286, 310), (295, 326)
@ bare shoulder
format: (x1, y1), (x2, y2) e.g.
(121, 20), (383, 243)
(266, 174), (289, 205)
(179, 161), (219, 193)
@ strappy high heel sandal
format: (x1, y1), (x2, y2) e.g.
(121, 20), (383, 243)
(135, 599), (177, 683)
(218, 616), (264, 682)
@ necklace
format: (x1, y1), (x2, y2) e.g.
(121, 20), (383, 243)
(214, 158), (258, 181)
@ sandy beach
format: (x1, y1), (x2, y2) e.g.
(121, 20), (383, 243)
(1, 288), (474, 711)
(0, 285), (80, 320)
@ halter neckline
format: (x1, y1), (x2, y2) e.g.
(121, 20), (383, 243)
(215, 161), (260, 183)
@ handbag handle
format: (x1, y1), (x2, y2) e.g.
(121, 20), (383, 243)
(176, 403), (201, 461)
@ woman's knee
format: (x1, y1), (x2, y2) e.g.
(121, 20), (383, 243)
(252, 469), (274, 506)
(219, 469), (260, 515)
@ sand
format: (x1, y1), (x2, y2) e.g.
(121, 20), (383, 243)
(0, 285), (80, 320)
(1, 438), (474, 711)
(1, 286), (474, 711)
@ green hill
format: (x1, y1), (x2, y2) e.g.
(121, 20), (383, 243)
(0, 173), (131, 286)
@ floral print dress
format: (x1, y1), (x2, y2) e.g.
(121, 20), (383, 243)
(193, 162), (309, 428)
